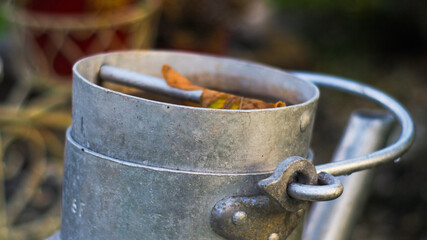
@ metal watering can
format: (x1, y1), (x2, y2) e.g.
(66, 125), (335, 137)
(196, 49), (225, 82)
(50, 51), (414, 240)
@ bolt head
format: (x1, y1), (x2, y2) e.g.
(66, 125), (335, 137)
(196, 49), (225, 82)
(232, 211), (247, 225)
(268, 233), (280, 240)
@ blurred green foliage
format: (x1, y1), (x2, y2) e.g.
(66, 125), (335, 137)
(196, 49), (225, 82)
(0, 6), (9, 36)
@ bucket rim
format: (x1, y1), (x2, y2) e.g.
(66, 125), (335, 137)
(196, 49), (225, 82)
(72, 50), (320, 113)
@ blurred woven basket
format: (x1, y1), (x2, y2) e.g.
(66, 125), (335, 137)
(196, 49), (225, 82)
(5, 0), (160, 83)
(0, 2), (160, 239)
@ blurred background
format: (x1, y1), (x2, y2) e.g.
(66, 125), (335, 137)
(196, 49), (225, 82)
(0, 0), (425, 239)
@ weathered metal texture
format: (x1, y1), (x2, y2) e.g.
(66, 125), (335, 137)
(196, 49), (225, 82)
(60, 51), (320, 239)
(62, 131), (309, 240)
(71, 51), (319, 173)
(210, 195), (303, 240)
(303, 110), (395, 240)
(210, 157), (317, 240)
(62, 133), (269, 239)
(258, 156), (318, 212)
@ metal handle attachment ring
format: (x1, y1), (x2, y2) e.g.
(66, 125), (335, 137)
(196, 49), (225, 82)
(288, 172), (343, 201)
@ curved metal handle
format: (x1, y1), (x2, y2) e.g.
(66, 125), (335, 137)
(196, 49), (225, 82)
(292, 71), (415, 177)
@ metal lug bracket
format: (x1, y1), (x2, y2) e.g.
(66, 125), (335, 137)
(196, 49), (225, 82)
(211, 157), (318, 240)
(258, 156), (318, 212)
(210, 195), (304, 240)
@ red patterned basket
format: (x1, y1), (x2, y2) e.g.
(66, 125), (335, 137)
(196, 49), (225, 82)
(6, 0), (160, 82)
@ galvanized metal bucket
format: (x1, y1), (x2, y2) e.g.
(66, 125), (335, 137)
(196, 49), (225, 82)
(55, 51), (414, 240)
(61, 51), (319, 240)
